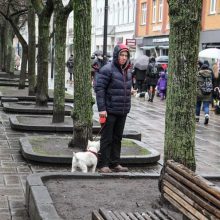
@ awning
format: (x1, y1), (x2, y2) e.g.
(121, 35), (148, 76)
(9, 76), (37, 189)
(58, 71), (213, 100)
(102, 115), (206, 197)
(140, 46), (156, 50)
(159, 45), (169, 49)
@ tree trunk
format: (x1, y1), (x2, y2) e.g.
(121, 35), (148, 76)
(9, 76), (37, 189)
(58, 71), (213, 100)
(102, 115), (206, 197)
(52, 1), (69, 123)
(5, 26), (13, 74)
(3, 21), (9, 72)
(18, 43), (28, 89)
(30, 0), (53, 106)
(69, 0), (93, 150)
(36, 14), (52, 106)
(28, 3), (36, 96)
(164, 0), (203, 171)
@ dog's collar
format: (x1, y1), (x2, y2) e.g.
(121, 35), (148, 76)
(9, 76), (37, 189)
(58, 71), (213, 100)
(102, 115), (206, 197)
(87, 150), (99, 158)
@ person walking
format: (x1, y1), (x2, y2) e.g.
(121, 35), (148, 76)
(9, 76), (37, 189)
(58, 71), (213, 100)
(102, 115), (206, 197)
(95, 44), (132, 173)
(66, 54), (74, 83)
(157, 71), (167, 100)
(146, 57), (159, 102)
(132, 67), (146, 93)
(196, 63), (213, 125)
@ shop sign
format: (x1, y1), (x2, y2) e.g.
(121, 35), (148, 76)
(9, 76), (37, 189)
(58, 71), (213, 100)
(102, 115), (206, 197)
(126, 39), (136, 46)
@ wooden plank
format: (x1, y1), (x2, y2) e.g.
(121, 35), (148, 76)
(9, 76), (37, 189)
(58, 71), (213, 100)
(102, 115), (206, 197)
(92, 210), (105, 220)
(164, 193), (199, 220)
(133, 212), (145, 220)
(160, 208), (177, 220)
(164, 174), (220, 218)
(145, 211), (160, 220)
(112, 211), (127, 220)
(127, 212), (139, 220)
(163, 178), (218, 219)
(163, 187), (208, 220)
(120, 212), (131, 220)
(167, 160), (220, 200)
(154, 209), (169, 220)
(99, 208), (114, 220)
(165, 166), (220, 209)
(141, 213), (152, 220)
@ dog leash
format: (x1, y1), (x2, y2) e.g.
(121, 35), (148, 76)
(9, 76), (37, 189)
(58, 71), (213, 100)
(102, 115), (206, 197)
(93, 123), (105, 141)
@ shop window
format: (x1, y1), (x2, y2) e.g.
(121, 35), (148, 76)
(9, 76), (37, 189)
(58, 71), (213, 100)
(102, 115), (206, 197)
(210, 0), (216, 14)
(152, 0), (157, 23)
(141, 3), (147, 25)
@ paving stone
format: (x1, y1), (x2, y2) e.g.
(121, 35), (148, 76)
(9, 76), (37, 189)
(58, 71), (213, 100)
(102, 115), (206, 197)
(12, 215), (29, 220)
(0, 155), (12, 161)
(17, 166), (32, 174)
(11, 209), (28, 217)
(9, 200), (25, 210)
(11, 154), (24, 162)
(0, 167), (17, 174)
(0, 187), (24, 197)
(0, 196), (8, 209)
(0, 149), (20, 154)
(0, 213), (10, 220)
(1, 162), (27, 168)
(0, 140), (9, 148)
(0, 176), (4, 186)
(4, 175), (21, 186)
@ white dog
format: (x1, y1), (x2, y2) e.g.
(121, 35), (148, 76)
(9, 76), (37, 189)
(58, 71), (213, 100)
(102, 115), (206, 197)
(71, 140), (100, 173)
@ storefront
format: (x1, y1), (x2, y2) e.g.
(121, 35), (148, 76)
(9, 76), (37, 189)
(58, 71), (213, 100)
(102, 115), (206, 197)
(136, 35), (169, 58)
(200, 30), (220, 50)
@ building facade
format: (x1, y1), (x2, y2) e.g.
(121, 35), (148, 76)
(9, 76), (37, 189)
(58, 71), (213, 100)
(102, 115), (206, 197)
(135, 0), (170, 58)
(200, 0), (220, 50)
(135, 0), (220, 58)
(91, 0), (137, 58)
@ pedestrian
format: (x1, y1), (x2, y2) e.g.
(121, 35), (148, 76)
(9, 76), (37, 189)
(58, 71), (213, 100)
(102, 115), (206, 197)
(15, 54), (21, 70)
(132, 67), (146, 93)
(146, 57), (159, 102)
(196, 63), (213, 125)
(95, 44), (132, 173)
(66, 54), (74, 83)
(157, 71), (167, 100)
(91, 52), (105, 87)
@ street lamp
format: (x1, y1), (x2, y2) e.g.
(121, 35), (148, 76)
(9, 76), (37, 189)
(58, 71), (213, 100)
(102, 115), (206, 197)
(103, 0), (108, 64)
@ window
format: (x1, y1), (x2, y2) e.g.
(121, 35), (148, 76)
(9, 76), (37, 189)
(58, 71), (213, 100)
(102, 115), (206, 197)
(141, 3), (147, 25)
(158, 0), (163, 22)
(210, 0), (216, 14)
(152, 0), (156, 23)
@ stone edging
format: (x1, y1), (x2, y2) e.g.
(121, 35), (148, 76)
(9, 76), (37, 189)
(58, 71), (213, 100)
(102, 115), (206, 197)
(3, 102), (72, 115)
(20, 136), (159, 164)
(26, 172), (160, 220)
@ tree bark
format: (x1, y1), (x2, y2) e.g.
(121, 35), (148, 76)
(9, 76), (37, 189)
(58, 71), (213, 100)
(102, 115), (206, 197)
(28, 3), (36, 96)
(5, 25), (13, 74)
(52, 0), (72, 123)
(164, 0), (203, 170)
(69, 0), (93, 150)
(31, 0), (53, 106)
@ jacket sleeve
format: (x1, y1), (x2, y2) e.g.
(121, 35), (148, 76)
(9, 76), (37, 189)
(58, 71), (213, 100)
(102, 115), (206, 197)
(95, 65), (112, 112)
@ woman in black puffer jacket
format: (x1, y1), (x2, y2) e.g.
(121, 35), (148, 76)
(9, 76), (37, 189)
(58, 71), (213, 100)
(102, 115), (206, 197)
(95, 44), (132, 173)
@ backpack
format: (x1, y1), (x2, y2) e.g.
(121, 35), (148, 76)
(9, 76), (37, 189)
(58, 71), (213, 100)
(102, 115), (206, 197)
(148, 64), (158, 78)
(68, 61), (73, 68)
(200, 76), (213, 95)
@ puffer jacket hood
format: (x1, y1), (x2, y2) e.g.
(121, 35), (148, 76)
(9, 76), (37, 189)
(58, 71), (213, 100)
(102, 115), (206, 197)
(198, 69), (212, 78)
(113, 44), (130, 71)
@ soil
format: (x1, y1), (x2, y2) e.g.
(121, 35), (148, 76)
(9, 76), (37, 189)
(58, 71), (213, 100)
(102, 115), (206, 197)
(45, 177), (182, 220)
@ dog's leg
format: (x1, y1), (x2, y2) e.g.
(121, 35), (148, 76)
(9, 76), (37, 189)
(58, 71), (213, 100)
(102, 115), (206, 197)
(71, 166), (76, 172)
(91, 161), (97, 173)
(79, 163), (88, 173)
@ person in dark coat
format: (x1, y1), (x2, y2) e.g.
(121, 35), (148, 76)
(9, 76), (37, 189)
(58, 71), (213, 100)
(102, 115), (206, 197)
(95, 44), (132, 173)
(146, 57), (159, 102)
(132, 67), (146, 93)
(196, 63), (213, 125)
(91, 52), (105, 87)
(66, 54), (74, 83)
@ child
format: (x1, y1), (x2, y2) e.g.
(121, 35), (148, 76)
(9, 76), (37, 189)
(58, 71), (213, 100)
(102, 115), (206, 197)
(157, 71), (167, 100)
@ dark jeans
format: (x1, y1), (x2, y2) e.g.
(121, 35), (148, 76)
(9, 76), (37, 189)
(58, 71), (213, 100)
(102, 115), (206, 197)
(136, 80), (145, 93)
(98, 113), (127, 168)
(196, 100), (209, 116)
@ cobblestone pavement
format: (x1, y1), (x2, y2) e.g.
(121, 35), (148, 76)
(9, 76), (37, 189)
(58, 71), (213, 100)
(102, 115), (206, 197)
(1, 80), (220, 219)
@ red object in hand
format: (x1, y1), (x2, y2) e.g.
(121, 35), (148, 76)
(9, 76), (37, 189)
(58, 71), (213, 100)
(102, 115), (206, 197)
(99, 116), (106, 124)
